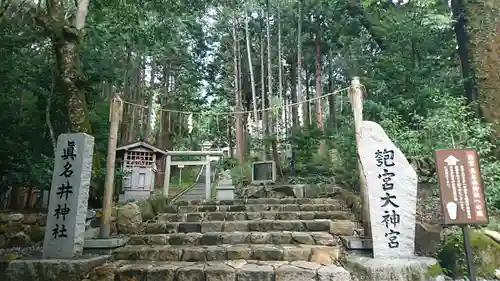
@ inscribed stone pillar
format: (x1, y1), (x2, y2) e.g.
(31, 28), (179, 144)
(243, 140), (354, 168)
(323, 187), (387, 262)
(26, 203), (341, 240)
(358, 121), (417, 259)
(43, 133), (94, 258)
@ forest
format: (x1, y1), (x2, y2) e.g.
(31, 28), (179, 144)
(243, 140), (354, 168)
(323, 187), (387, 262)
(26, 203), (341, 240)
(0, 0), (499, 213)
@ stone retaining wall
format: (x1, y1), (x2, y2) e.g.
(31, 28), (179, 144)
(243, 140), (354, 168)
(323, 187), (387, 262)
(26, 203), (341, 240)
(0, 213), (47, 248)
(0, 209), (121, 249)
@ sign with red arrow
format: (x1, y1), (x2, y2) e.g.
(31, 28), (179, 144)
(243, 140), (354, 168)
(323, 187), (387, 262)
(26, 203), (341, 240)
(435, 149), (489, 225)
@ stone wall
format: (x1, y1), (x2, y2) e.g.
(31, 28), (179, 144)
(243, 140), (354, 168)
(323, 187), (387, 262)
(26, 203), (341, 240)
(0, 212), (47, 248)
(0, 208), (125, 250)
(0, 202), (159, 249)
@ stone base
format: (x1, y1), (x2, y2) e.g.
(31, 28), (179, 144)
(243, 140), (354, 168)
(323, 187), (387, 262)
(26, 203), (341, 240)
(341, 236), (373, 250)
(215, 186), (235, 200)
(84, 237), (129, 249)
(83, 237), (128, 255)
(345, 254), (440, 281)
(4, 255), (110, 281)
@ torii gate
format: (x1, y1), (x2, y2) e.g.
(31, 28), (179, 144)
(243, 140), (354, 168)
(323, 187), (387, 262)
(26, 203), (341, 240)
(162, 150), (224, 200)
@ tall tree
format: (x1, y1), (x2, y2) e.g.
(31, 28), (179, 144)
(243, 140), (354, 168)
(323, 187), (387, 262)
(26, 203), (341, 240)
(465, 0), (500, 136)
(297, 0), (303, 126)
(245, 8), (258, 127)
(233, 4), (244, 163)
(315, 25), (325, 153)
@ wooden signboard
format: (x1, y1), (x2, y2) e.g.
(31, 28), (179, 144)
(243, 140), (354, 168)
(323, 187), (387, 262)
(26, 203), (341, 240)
(434, 149), (489, 225)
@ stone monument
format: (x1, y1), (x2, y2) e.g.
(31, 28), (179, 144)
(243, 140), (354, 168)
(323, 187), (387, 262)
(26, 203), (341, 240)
(43, 133), (94, 258)
(345, 121), (440, 281)
(358, 120), (418, 259)
(216, 169), (235, 200)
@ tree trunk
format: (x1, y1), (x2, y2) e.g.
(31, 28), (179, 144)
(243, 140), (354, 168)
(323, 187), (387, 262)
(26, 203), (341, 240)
(143, 61), (155, 141)
(297, 0), (303, 126)
(46, 70), (57, 154)
(53, 35), (91, 133)
(237, 26), (247, 158)
(463, 1), (500, 137)
(266, 0), (281, 177)
(127, 59), (140, 142)
(260, 33), (268, 159)
(277, 6), (284, 140)
(315, 29), (326, 153)
(451, 0), (477, 106)
(138, 58), (146, 139)
(43, 0), (99, 177)
(304, 68), (311, 126)
(159, 65), (172, 151)
(327, 49), (336, 130)
(290, 61), (299, 127)
(233, 8), (245, 164)
(245, 10), (258, 129)
(227, 115), (234, 158)
(120, 50), (132, 144)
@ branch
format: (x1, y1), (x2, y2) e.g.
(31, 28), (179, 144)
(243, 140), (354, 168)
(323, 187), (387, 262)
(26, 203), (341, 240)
(74, 0), (89, 30)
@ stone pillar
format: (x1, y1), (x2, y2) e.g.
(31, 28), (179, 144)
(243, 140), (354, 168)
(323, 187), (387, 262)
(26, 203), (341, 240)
(43, 133), (94, 258)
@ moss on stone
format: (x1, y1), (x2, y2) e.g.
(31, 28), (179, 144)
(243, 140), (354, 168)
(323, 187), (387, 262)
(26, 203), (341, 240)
(426, 263), (444, 277)
(469, 230), (500, 277)
(0, 253), (17, 262)
(148, 197), (167, 215)
(136, 199), (155, 220)
(339, 190), (363, 221)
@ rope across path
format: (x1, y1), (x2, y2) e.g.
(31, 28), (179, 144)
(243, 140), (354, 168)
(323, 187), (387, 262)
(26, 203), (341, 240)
(120, 86), (353, 116)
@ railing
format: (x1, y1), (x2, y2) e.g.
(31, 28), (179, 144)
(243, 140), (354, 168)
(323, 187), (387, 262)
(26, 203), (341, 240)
(169, 165), (205, 202)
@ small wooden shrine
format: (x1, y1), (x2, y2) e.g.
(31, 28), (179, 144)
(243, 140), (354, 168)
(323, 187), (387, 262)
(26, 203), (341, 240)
(116, 141), (168, 202)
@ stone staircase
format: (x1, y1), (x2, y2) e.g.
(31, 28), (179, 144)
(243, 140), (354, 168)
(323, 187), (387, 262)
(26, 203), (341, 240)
(110, 197), (357, 281)
(174, 162), (217, 201)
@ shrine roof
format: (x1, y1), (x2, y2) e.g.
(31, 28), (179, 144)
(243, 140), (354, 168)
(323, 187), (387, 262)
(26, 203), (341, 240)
(116, 141), (168, 156)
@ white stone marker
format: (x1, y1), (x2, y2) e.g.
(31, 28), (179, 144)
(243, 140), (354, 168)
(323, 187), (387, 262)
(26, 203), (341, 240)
(358, 121), (417, 259)
(43, 133), (94, 258)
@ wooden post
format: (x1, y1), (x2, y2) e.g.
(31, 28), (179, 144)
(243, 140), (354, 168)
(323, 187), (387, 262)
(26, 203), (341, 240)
(349, 77), (371, 237)
(99, 94), (122, 238)
(205, 155), (211, 200)
(162, 155), (171, 197)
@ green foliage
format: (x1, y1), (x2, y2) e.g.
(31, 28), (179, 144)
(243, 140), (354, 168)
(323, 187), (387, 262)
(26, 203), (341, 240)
(437, 227), (500, 279)
(287, 126), (336, 184)
(379, 95), (500, 209)
(1, 0), (499, 220)
(169, 167), (201, 190)
(231, 160), (253, 187)
(0, 0), (211, 208)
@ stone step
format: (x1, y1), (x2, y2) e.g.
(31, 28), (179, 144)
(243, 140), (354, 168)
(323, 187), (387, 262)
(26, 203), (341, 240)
(113, 244), (343, 263)
(145, 219), (356, 235)
(115, 260), (351, 281)
(157, 210), (354, 222)
(175, 195), (205, 201)
(173, 198), (342, 206)
(129, 231), (339, 246)
(164, 203), (345, 214)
